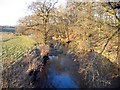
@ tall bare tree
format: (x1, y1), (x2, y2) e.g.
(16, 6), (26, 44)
(28, 0), (58, 44)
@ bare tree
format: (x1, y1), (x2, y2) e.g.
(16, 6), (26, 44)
(28, 0), (58, 44)
(100, 2), (120, 54)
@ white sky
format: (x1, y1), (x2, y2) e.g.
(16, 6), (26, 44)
(0, 0), (66, 26)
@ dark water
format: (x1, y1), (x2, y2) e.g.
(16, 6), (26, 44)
(48, 72), (79, 88)
(32, 48), (80, 88)
(34, 61), (80, 88)
(46, 58), (80, 88)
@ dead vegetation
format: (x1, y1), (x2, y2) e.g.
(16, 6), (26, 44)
(76, 50), (120, 88)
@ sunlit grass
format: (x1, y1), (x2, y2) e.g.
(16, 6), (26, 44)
(1, 35), (37, 68)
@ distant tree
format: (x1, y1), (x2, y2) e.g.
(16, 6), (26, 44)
(16, 14), (42, 34)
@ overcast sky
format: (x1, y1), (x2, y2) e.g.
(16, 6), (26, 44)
(0, 0), (66, 26)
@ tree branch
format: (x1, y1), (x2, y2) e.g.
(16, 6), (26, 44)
(100, 29), (120, 54)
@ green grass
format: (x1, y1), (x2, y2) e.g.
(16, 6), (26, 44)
(1, 35), (37, 68)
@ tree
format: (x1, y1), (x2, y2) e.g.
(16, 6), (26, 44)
(28, 0), (58, 44)
(100, 2), (120, 54)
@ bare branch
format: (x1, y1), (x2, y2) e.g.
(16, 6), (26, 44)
(100, 29), (119, 54)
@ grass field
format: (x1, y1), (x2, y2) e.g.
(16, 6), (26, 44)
(0, 32), (15, 42)
(0, 33), (37, 68)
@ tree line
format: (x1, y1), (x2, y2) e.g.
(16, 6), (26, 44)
(16, 0), (120, 63)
